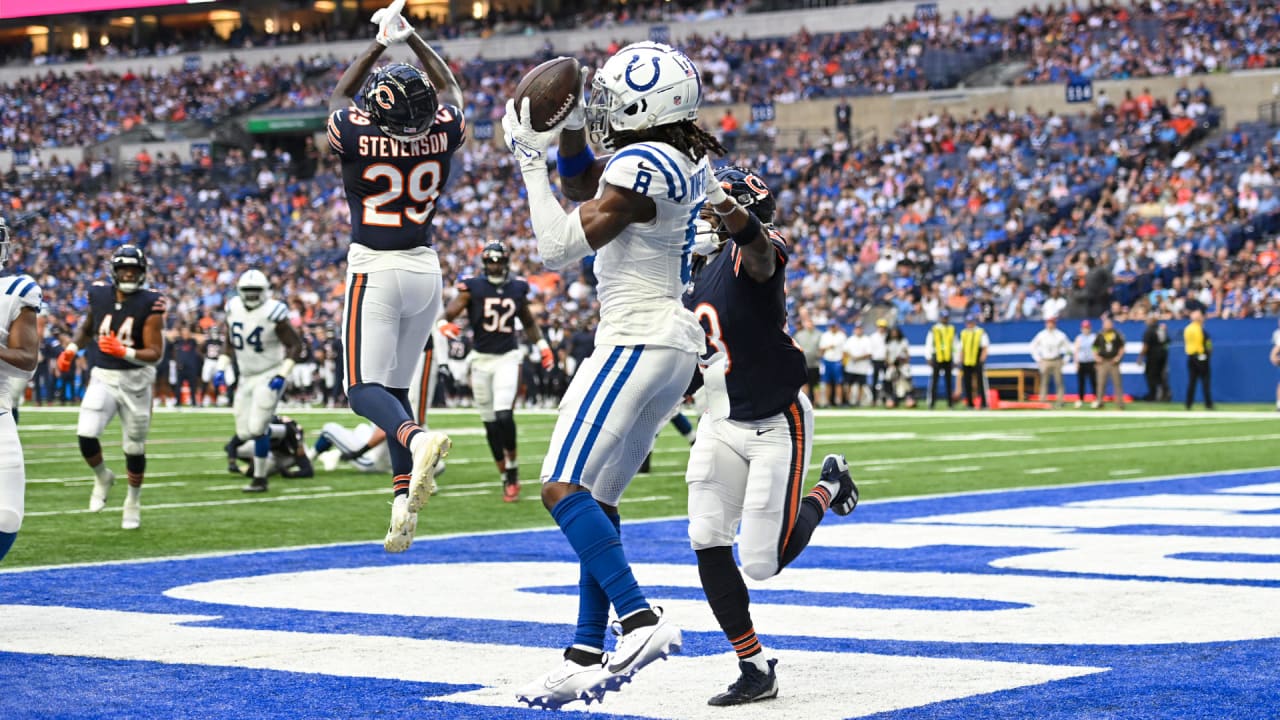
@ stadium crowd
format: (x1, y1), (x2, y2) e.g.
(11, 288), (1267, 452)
(7, 79), (1279, 408)
(0, 56), (341, 151)
(10, 1), (1280, 153)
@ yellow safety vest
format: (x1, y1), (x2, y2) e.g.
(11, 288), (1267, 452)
(932, 324), (956, 363)
(961, 327), (985, 366)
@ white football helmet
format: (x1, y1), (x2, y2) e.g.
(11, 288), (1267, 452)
(237, 269), (270, 310)
(586, 41), (702, 150)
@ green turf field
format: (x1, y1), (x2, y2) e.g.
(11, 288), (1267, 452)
(8, 406), (1278, 568)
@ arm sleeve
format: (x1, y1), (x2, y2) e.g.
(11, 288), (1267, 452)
(520, 164), (592, 271)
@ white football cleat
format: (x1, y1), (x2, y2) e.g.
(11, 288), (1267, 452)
(407, 431), (451, 513)
(318, 448), (342, 472)
(515, 651), (608, 710)
(591, 608), (682, 697)
(383, 494), (417, 553)
(121, 501), (141, 530)
(89, 469), (115, 512)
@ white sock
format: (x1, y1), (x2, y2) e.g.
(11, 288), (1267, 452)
(252, 456), (269, 480)
(743, 653), (770, 673)
(409, 432), (426, 456)
(91, 463), (112, 482)
(506, 458), (518, 470)
(125, 485), (142, 506)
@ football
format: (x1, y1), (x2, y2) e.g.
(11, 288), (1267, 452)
(514, 56), (582, 132)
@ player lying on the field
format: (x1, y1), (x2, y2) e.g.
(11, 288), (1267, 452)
(684, 165), (858, 706)
(57, 245), (167, 530)
(503, 41), (725, 709)
(311, 421), (445, 483)
(228, 415), (314, 479)
(326, 0), (459, 552)
(0, 216), (41, 560)
(439, 241), (554, 502)
(215, 269), (305, 493)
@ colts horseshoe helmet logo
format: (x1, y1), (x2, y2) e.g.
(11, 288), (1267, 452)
(624, 54), (662, 91)
(373, 84), (396, 110)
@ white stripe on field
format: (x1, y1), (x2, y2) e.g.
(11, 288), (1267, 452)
(24, 488), (390, 517)
(27, 470), (228, 485)
(942, 466), (982, 474)
(1024, 467), (1062, 475)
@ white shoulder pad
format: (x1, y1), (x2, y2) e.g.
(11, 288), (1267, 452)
(226, 296), (244, 317)
(602, 143), (692, 202)
(267, 301), (290, 323)
(2, 275), (42, 310)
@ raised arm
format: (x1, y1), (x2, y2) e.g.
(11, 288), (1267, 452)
(330, 41), (388, 112)
(407, 33), (462, 109)
(705, 183), (776, 284)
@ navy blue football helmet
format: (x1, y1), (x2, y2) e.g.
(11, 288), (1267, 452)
(482, 242), (510, 285)
(714, 165), (776, 224)
(362, 63), (439, 141)
(111, 244), (148, 294)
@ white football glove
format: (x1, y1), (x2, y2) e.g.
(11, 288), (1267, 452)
(503, 97), (559, 172)
(372, 0), (413, 47)
(705, 166), (729, 205)
(562, 66), (589, 131)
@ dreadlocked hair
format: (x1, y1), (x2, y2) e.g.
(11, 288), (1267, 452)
(612, 120), (728, 161)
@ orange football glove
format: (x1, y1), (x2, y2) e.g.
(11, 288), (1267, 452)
(540, 345), (554, 370)
(439, 321), (462, 340)
(57, 347), (77, 374)
(98, 334), (128, 359)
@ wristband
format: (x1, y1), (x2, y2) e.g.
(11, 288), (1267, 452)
(280, 358), (296, 378)
(124, 347), (137, 361)
(729, 213), (764, 247)
(536, 339), (551, 352)
(66, 342), (78, 354)
(556, 146), (595, 178)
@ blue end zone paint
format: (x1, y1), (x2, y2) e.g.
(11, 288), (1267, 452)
(1171, 552), (1280, 564)
(2, 468), (1279, 719)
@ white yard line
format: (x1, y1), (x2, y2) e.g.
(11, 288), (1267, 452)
(1024, 467), (1062, 475)
(27, 470), (229, 485)
(841, 433), (1280, 468)
(24, 488), (391, 517)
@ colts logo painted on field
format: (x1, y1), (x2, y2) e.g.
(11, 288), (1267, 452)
(624, 54), (662, 91)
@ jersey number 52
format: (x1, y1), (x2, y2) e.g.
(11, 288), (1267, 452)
(482, 297), (517, 334)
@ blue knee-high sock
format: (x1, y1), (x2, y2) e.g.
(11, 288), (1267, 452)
(0, 531), (16, 562)
(386, 387), (415, 475)
(553, 491), (648, 621)
(254, 434), (271, 458)
(670, 413), (692, 436)
(348, 383), (414, 437)
(573, 509), (622, 650)
(349, 384), (420, 475)
(314, 435), (333, 454)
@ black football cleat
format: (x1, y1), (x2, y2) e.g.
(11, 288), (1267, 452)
(708, 658), (778, 706)
(242, 478), (268, 493)
(821, 454), (859, 516)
